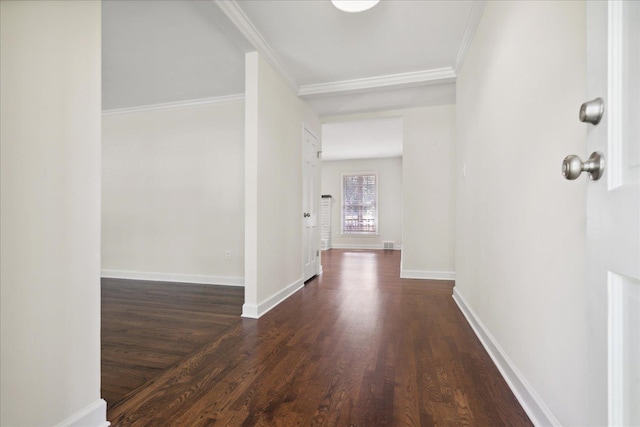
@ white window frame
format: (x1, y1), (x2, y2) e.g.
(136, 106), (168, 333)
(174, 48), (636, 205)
(341, 172), (378, 235)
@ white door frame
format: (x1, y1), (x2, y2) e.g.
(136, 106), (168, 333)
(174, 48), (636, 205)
(302, 124), (321, 282)
(586, 1), (640, 424)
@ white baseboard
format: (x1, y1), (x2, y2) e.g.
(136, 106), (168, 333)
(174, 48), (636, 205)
(55, 399), (109, 427)
(452, 288), (560, 427)
(242, 278), (304, 319)
(101, 269), (244, 287)
(400, 269), (456, 280)
(330, 243), (403, 250)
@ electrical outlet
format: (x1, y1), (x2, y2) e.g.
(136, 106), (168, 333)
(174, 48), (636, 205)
(225, 250), (232, 260)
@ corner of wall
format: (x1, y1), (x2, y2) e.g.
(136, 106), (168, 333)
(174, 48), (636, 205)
(242, 278), (304, 319)
(56, 399), (109, 427)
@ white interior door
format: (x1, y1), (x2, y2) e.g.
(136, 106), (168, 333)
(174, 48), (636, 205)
(586, 2), (640, 425)
(303, 127), (320, 282)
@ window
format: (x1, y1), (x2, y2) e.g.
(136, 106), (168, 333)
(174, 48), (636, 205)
(342, 173), (377, 235)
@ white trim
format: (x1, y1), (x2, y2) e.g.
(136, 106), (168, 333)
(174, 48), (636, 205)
(608, 271), (624, 426)
(452, 288), (561, 427)
(400, 269), (455, 280)
(302, 123), (322, 282)
(241, 303), (259, 319)
(607, 0), (623, 190)
(55, 399), (109, 427)
(101, 270), (244, 287)
(214, 0), (298, 92)
(101, 94), (244, 116)
(298, 68), (456, 97)
(453, 0), (487, 74)
(330, 243), (402, 250)
(241, 277), (304, 319)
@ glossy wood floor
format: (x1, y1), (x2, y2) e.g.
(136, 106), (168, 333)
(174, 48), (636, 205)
(103, 250), (532, 426)
(101, 279), (244, 406)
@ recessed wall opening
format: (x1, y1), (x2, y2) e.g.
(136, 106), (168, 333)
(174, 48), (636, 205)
(320, 117), (404, 252)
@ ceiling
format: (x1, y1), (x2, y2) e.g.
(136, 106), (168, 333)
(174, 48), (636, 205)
(102, 1), (249, 110)
(102, 0), (485, 158)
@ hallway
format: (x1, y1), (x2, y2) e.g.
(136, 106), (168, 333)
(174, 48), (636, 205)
(105, 250), (531, 426)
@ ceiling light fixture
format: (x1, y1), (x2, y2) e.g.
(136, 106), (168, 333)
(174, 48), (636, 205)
(331, 0), (380, 13)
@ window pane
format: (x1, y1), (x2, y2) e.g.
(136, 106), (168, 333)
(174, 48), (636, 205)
(342, 174), (377, 234)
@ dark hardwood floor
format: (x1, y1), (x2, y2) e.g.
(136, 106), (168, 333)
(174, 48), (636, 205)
(103, 250), (532, 426)
(101, 279), (245, 406)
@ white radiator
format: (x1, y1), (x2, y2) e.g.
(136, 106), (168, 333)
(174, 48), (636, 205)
(320, 196), (332, 250)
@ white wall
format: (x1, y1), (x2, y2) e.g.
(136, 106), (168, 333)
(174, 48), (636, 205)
(321, 157), (403, 249)
(101, 102), (245, 285)
(322, 106), (456, 280)
(244, 52), (321, 317)
(401, 106), (456, 279)
(0, 1), (106, 426)
(455, 1), (587, 425)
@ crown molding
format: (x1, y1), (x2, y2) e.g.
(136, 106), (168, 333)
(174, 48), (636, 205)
(214, 0), (299, 93)
(297, 67), (456, 97)
(102, 94), (244, 116)
(453, 0), (487, 74)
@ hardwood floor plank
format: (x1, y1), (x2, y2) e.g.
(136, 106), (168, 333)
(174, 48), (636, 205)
(103, 250), (532, 426)
(101, 279), (244, 406)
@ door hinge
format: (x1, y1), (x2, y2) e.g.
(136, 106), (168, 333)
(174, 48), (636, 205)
(317, 151), (322, 159)
(317, 250), (320, 256)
